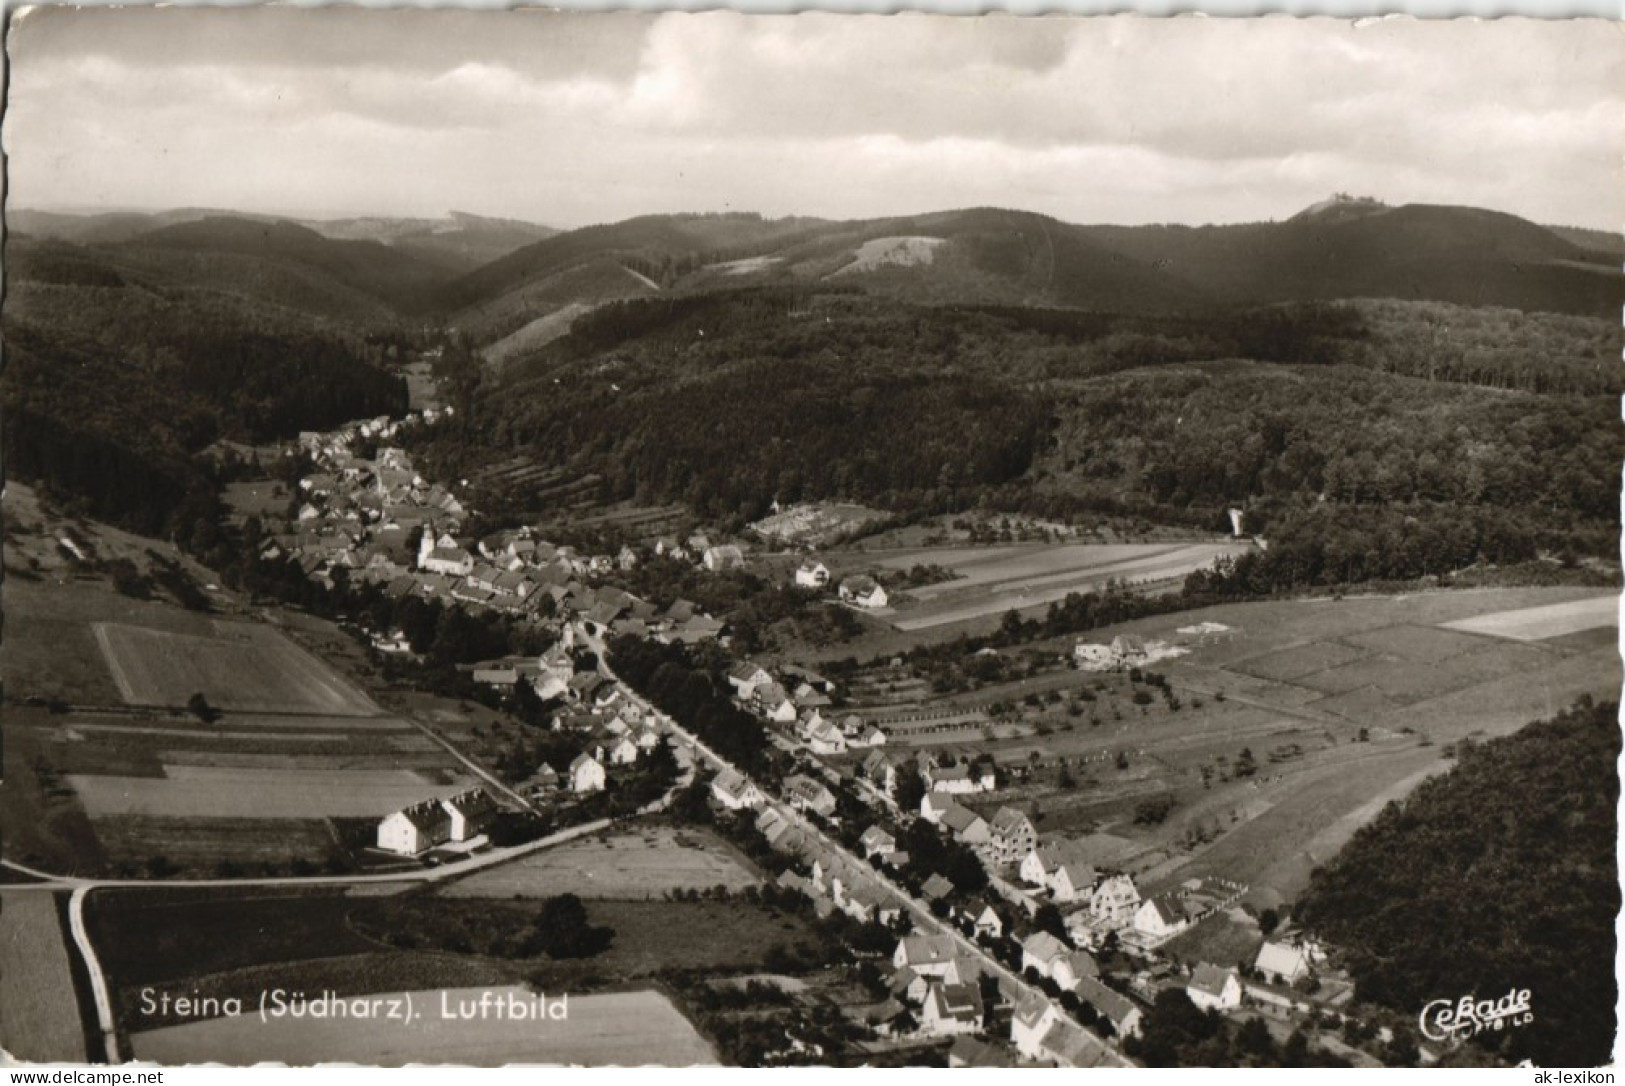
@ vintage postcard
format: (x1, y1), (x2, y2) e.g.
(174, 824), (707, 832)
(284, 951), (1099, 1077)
(1, 7), (1620, 1070)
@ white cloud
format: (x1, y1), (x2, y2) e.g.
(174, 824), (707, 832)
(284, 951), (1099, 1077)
(5, 11), (1620, 229)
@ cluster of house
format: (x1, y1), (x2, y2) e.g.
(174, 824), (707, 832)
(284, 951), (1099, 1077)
(267, 424), (726, 644)
(889, 932), (1132, 1065)
(793, 560), (890, 609)
(375, 786), (497, 856)
(650, 532), (748, 572)
(726, 661), (887, 753)
(1172, 936), (1328, 1018)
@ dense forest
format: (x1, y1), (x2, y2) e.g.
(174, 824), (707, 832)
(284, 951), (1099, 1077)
(407, 287), (1620, 577)
(1296, 697), (1620, 1067)
(2, 254), (409, 536)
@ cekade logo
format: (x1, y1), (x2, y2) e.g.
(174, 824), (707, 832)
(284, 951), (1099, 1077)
(1420, 988), (1534, 1041)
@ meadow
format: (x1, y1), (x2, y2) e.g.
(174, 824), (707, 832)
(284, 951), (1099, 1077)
(440, 825), (759, 900)
(0, 891), (90, 1063)
(878, 541), (1252, 631)
(94, 620), (379, 715)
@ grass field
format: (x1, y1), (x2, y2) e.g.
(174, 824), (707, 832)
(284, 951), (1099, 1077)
(69, 766), (468, 819)
(94, 621), (379, 715)
(90, 816), (346, 872)
(440, 826), (759, 900)
(1441, 594), (1618, 641)
(882, 542), (1252, 631)
(0, 891), (89, 1062)
(129, 987), (716, 1066)
(856, 586), (1618, 907)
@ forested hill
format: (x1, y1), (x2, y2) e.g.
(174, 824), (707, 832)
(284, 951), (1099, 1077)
(435, 200), (1621, 351)
(1296, 697), (1620, 1067)
(402, 287), (1622, 587)
(2, 233), (411, 540)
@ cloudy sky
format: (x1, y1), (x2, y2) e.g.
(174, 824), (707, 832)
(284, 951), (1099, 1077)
(7, 9), (1621, 229)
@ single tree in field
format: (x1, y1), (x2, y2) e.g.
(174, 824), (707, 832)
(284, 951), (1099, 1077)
(187, 692), (219, 724)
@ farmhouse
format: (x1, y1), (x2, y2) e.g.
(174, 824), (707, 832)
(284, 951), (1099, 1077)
(919, 981), (984, 1037)
(1073, 976), (1142, 1038)
(839, 575), (889, 609)
(376, 800), (452, 856)
(440, 788), (497, 842)
(1133, 894), (1194, 942)
(1110, 635), (1148, 664)
(727, 661), (773, 699)
(808, 720), (848, 755)
(925, 762), (993, 795)
(711, 769), (763, 811)
(795, 560), (831, 588)
(919, 793), (956, 824)
(1186, 964), (1243, 1012)
(1051, 862), (1099, 905)
(939, 804), (991, 846)
(893, 935), (961, 977)
(1255, 941), (1311, 985)
(570, 753), (607, 794)
(421, 546), (474, 577)
(703, 544), (746, 572)
(1011, 993), (1063, 1061)
(859, 825), (897, 858)
(1021, 932), (1072, 980)
(863, 750), (900, 795)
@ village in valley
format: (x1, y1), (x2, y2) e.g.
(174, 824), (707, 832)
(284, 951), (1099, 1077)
(5, 11), (1621, 1071)
(73, 394), (1578, 1069)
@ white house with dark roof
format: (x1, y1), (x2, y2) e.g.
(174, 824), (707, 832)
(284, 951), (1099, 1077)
(893, 935), (961, 977)
(1021, 931), (1072, 980)
(1254, 941), (1311, 985)
(439, 787), (497, 842)
(838, 575), (889, 609)
(1186, 964), (1243, 1012)
(795, 560), (831, 588)
(859, 825), (896, 858)
(727, 661), (773, 699)
(711, 768), (763, 811)
(377, 799), (452, 855)
(1073, 975), (1143, 1038)
(1133, 894), (1194, 942)
(570, 753), (606, 794)
(1011, 993), (1063, 1060)
(919, 981), (983, 1037)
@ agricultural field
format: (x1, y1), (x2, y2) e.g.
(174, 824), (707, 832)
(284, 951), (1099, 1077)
(1441, 593), (1617, 641)
(94, 620), (379, 715)
(68, 766), (468, 820)
(440, 825), (759, 900)
(0, 891), (90, 1063)
(2, 548), (468, 876)
(874, 541), (1253, 631)
(849, 586), (1619, 907)
(129, 987), (716, 1066)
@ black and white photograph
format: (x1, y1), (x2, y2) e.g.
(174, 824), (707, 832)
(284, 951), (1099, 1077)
(1, 6), (1620, 1071)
